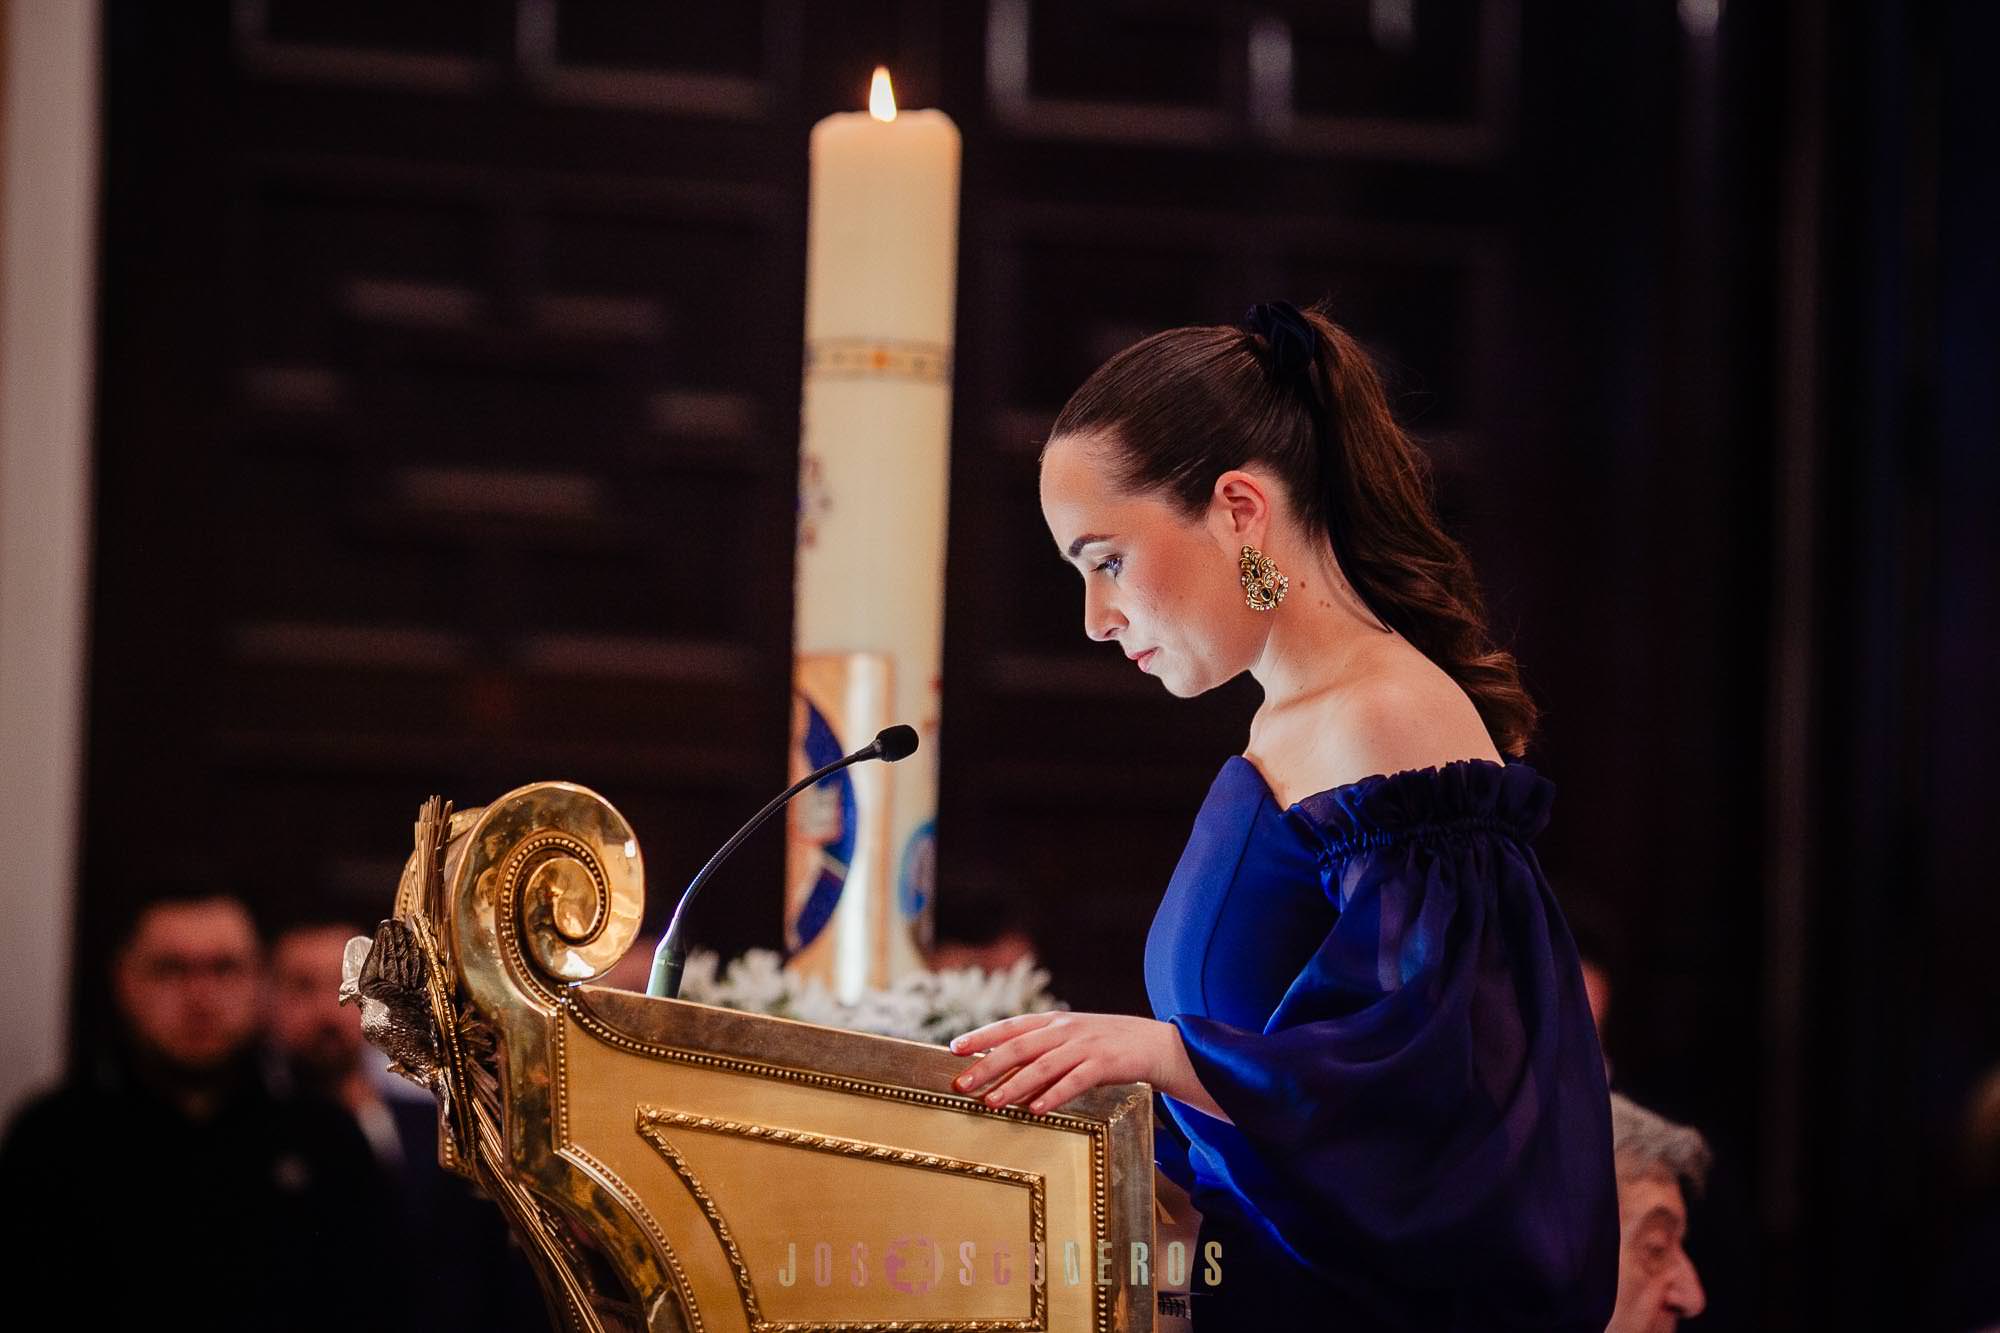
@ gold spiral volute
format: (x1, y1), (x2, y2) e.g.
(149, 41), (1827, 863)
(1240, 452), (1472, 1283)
(452, 782), (647, 997)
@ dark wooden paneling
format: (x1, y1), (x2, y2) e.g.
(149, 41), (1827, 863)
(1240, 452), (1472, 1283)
(81, 0), (831, 1033)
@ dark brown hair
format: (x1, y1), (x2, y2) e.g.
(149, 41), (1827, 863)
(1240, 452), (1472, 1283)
(1045, 301), (1539, 758)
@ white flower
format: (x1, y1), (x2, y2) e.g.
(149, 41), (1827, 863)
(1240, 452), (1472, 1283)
(666, 948), (1066, 1044)
(676, 949), (721, 1000)
(785, 974), (845, 1027)
(723, 949), (790, 1011)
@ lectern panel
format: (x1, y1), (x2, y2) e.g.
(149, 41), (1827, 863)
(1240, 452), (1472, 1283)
(352, 782), (1161, 1332)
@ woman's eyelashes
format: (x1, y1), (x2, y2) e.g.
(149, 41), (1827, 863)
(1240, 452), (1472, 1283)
(1092, 554), (1124, 577)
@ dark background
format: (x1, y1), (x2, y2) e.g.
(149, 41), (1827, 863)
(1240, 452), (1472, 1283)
(74, 1), (1996, 1328)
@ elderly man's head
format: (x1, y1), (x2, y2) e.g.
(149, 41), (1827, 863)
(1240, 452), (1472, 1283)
(1607, 1093), (1710, 1333)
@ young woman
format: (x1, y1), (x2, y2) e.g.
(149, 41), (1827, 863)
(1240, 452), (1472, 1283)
(945, 301), (1618, 1330)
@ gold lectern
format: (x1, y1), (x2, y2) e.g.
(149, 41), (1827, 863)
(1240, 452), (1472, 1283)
(342, 782), (1194, 1333)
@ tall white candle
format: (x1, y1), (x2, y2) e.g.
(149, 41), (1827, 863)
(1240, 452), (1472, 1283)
(785, 70), (959, 1002)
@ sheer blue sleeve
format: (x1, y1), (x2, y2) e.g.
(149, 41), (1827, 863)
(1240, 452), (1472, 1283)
(1164, 760), (1618, 1328)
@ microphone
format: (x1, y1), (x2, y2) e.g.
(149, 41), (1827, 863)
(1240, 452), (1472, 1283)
(646, 724), (920, 999)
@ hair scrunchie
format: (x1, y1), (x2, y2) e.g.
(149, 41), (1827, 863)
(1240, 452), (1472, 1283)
(1242, 300), (1319, 382)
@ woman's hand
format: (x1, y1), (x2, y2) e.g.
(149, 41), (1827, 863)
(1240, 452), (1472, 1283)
(945, 1012), (1231, 1122)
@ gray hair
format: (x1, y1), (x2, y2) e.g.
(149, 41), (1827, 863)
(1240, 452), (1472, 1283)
(1609, 1092), (1714, 1198)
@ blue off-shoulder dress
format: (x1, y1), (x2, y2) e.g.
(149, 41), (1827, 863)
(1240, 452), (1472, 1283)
(1145, 756), (1618, 1331)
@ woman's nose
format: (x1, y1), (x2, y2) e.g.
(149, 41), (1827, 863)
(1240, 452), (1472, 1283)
(1083, 583), (1125, 642)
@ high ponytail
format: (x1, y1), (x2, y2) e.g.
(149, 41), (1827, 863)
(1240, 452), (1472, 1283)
(1046, 300), (1540, 758)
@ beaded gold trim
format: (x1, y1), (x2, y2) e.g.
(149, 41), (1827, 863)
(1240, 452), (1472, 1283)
(806, 337), (953, 385)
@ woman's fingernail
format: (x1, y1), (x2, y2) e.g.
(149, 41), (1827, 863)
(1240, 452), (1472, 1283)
(949, 1037), (962, 1050)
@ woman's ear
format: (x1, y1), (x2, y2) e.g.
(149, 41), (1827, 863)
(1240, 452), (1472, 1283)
(1207, 469), (1271, 549)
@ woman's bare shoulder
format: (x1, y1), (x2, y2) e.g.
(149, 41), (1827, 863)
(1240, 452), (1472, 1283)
(1335, 672), (1502, 772)
(1253, 659), (1500, 804)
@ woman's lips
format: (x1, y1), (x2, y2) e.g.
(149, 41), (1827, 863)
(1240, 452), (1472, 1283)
(1133, 649), (1158, 672)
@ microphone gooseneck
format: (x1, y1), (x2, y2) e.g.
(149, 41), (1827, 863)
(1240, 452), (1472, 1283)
(645, 725), (920, 999)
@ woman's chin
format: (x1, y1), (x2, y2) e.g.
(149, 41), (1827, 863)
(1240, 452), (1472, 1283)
(1155, 665), (1209, 699)
(1156, 655), (1248, 699)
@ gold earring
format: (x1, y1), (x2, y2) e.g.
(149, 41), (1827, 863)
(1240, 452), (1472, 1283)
(1239, 545), (1288, 612)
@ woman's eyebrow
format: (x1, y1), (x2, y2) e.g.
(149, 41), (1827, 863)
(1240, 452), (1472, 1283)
(1066, 533), (1114, 559)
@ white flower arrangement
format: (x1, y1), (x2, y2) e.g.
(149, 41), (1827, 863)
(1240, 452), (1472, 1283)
(674, 947), (1067, 1046)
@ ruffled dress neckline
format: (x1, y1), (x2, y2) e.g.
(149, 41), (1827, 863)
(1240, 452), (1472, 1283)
(1225, 753), (1557, 857)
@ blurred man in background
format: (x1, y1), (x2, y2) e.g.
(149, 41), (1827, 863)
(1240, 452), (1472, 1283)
(1608, 1092), (1712, 1332)
(272, 919), (406, 1156)
(270, 916), (546, 1333)
(1562, 902), (1619, 1083)
(0, 890), (387, 1331)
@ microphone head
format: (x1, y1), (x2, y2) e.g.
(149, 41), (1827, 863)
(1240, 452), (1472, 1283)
(873, 725), (920, 762)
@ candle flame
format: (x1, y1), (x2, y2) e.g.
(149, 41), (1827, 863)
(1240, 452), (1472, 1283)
(869, 66), (897, 122)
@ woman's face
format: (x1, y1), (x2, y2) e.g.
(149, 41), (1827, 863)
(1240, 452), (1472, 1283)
(1038, 432), (1268, 697)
